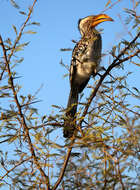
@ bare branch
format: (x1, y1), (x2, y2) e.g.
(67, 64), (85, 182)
(29, 122), (63, 130)
(1, 157), (31, 180)
(52, 139), (75, 190)
(117, 159), (125, 190)
(113, 48), (140, 67)
(0, 65), (7, 80)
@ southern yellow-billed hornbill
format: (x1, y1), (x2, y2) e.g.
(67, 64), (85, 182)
(64, 14), (113, 138)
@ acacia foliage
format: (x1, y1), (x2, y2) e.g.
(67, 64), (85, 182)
(0, 0), (140, 189)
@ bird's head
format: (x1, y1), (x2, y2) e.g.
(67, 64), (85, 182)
(78, 14), (113, 36)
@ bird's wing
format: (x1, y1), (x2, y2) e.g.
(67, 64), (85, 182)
(69, 33), (102, 92)
(70, 39), (88, 87)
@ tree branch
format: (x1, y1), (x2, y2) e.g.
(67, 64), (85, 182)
(31, 122), (63, 130)
(8, 0), (37, 62)
(0, 0), (38, 81)
(52, 31), (140, 190)
(52, 32), (140, 190)
(52, 139), (75, 190)
(0, 1), (51, 188)
(1, 157), (31, 180)
(79, 31), (140, 126)
(0, 34), (50, 190)
(117, 159), (125, 190)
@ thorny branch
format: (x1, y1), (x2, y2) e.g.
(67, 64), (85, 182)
(0, 0), (51, 189)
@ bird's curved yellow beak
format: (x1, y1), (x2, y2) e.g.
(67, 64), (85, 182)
(91, 14), (114, 27)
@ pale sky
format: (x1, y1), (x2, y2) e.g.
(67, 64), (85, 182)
(1, 0), (139, 116)
(0, 0), (140, 188)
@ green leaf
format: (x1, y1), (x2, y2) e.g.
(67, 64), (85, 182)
(0, 183), (5, 187)
(15, 46), (23, 52)
(17, 42), (30, 48)
(124, 8), (136, 16)
(19, 11), (27, 15)
(117, 85), (125, 89)
(24, 30), (37, 34)
(14, 57), (24, 64)
(10, 0), (20, 9)
(52, 105), (61, 109)
(31, 22), (40, 26)
(12, 25), (17, 35)
(60, 48), (72, 51)
(8, 135), (18, 143)
(15, 42), (30, 52)
(133, 87), (140, 94)
(63, 73), (69, 78)
(5, 38), (12, 45)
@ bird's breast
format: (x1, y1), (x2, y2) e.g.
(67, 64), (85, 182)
(75, 61), (97, 84)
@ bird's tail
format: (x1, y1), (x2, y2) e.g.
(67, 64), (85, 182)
(63, 88), (78, 138)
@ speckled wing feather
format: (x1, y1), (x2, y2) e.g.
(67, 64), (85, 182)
(70, 31), (102, 93)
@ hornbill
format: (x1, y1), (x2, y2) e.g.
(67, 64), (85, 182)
(64, 14), (113, 138)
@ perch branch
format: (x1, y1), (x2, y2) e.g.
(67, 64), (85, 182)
(79, 31), (140, 126)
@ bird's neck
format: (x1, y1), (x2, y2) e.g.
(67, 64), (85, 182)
(83, 28), (99, 39)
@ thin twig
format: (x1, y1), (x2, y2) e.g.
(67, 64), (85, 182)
(102, 147), (107, 190)
(113, 49), (140, 67)
(1, 157), (31, 180)
(0, 0), (37, 81)
(102, 0), (122, 13)
(118, 14), (133, 38)
(0, 65), (7, 80)
(0, 34), (50, 189)
(30, 122), (63, 130)
(117, 159), (125, 190)
(0, 1), (51, 188)
(8, 0), (36, 62)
